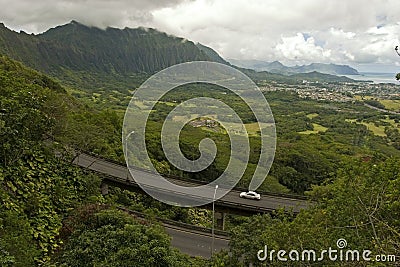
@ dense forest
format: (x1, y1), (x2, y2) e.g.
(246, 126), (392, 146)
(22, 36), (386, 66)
(0, 55), (206, 266)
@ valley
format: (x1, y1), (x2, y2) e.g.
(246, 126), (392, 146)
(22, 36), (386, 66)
(0, 20), (399, 266)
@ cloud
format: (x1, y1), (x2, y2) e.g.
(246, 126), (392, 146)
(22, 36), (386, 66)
(1, 0), (400, 69)
(0, 0), (184, 33)
(275, 33), (332, 64)
(151, 0), (400, 67)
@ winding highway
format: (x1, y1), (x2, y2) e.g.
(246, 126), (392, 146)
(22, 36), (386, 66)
(72, 152), (311, 257)
(72, 153), (310, 214)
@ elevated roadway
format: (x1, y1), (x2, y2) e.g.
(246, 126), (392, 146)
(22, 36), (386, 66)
(73, 153), (310, 215)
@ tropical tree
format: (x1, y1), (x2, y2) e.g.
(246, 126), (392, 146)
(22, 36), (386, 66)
(58, 208), (201, 267)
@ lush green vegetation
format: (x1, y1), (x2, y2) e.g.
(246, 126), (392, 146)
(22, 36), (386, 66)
(1, 31), (400, 266)
(211, 158), (400, 266)
(0, 55), (103, 265)
(380, 99), (400, 112)
(50, 75), (400, 196)
(364, 99), (386, 109)
(134, 87), (400, 194)
(57, 207), (203, 266)
(0, 55), (194, 266)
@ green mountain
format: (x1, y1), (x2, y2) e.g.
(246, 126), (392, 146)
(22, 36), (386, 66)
(290, 71), (355, 82)
(294, 63), (359, 75)
(0, 21), (217, 75)
(0, 21), (235, 93)
(0, 21), (355, 93)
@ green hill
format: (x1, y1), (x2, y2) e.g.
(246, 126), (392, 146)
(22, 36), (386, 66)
(228, 59), (359, 75)
(290, 70), (355, 82)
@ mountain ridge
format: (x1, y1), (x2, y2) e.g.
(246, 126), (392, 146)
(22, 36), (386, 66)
(0, 21), (356, 92)
(0, 21), (217, 75)
(228, 58), (359, 75)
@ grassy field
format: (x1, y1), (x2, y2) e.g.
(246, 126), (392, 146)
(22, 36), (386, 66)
(363, 122), (386, 136)
(382, 116), (400, 128)
(245, 122), (261, 135)
(346, 119), (387, 137)
(379, 99), (400, 111)
(306, 113), (319, 119)
(299, 123), (328, 135)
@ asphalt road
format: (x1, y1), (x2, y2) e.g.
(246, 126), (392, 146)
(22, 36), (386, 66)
(364, 103), (400, 115)
(163, 224), (229, 258)
(73, 153), (310, 213)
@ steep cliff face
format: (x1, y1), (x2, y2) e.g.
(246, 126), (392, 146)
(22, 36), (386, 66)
(0, 21), (220, 75)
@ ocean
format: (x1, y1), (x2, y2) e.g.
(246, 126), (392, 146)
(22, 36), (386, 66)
(345, 72), (399, 84)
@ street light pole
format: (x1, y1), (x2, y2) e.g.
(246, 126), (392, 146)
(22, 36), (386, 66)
(211, 184), (218, 257)
(124, 131), (135, 181)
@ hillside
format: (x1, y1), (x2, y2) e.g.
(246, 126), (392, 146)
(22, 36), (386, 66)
(0, 21), (234, 93)
(0, 54), (203, 266)
(0, 21), (214, 75)
(0, 54), (96, 265)
(290, 71), (355, 82)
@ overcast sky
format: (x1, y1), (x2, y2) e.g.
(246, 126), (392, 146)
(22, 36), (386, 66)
(1, 0), (400, 72)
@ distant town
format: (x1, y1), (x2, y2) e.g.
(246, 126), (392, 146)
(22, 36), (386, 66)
(260, 80), (400, 102)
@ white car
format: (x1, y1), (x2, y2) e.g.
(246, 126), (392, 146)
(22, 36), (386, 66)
(239, 191), (261, 200)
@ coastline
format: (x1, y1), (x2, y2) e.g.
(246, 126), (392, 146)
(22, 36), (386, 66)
(344, 72), (398, 84)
